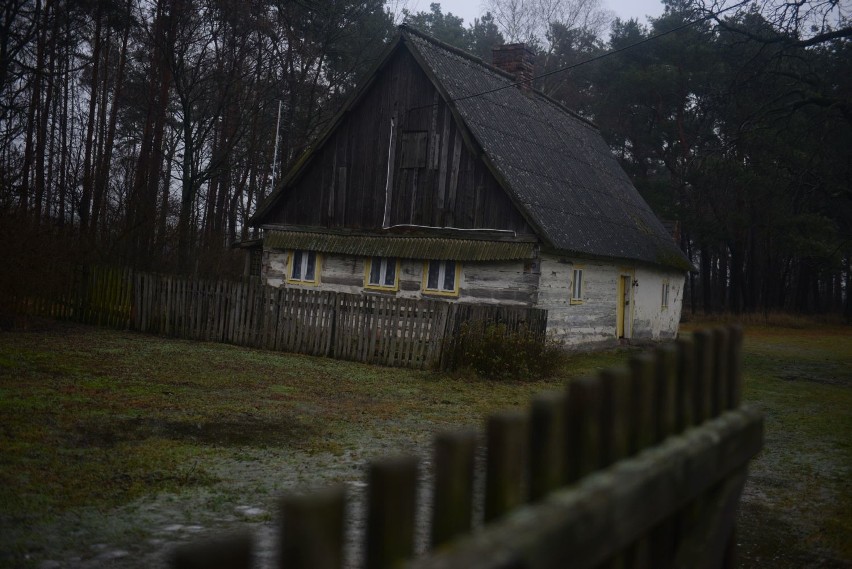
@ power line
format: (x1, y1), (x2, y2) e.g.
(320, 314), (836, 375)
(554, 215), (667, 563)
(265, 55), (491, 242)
(449, 0), (751, 105)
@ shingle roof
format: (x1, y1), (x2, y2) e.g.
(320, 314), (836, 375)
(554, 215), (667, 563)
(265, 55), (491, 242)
(265, 228), (537, 261)
(402, 27), (691, 271)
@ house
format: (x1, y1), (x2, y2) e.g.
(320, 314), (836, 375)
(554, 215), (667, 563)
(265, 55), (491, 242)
(247, 25), (691, 348)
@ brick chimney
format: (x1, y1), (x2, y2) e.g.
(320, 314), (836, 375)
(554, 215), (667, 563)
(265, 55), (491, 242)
(492, 44), (534, 92)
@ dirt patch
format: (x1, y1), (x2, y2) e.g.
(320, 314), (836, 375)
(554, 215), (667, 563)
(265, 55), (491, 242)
(65, 416), (315, 448)
(777, 373), (850, 388)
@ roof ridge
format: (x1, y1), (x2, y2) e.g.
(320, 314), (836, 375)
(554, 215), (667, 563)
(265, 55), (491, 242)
(399, 24), (517, 83)
(399, 23), (597, 130)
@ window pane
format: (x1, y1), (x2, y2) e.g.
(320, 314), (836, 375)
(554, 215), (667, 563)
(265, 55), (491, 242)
(572, 269), (583, 299)
(370, 257), (382, 285)
(304, 252), (316, 281)
(384, 258), (396, 286)
(442, 261), (455, 291)
(427, 261), (440, 289)
(292, 251), (302, 279)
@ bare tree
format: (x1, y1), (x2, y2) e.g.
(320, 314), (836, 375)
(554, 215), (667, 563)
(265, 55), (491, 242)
(483, 0), (612, 46)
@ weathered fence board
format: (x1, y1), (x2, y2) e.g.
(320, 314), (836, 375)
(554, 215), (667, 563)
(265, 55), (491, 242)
(169, 325), (762, 569)
(12, 265), (546, 370)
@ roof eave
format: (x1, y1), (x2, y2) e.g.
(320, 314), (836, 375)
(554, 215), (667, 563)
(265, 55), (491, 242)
(540, 245), (694, 273)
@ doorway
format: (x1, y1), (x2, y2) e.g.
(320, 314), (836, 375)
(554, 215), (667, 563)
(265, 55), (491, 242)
(616, 273), (633, 339)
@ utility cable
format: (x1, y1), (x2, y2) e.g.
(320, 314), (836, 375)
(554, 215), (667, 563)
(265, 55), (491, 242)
(448, 0), (751, 104)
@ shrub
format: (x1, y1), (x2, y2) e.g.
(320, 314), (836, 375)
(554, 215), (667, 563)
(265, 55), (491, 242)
(444, 322), (563, 380)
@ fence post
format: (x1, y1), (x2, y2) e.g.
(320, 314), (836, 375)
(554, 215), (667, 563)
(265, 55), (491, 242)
(280, 486), (346, 569)
(485, 410), (529, 522)
(726, 325), (744, 410)
(712, 327), (730, 419)
(599, 367), (631, 468)
(675, 336), (696, 432)
(647, 343), (680, 568)
(628, 353), (657, 455)
(692, 329), (714, 424)
(432, 429), (478, 547)
(564, 375), (603, 484)
(529, 391), (566, 502)
(654, 344), (679, 443)
(365, 456), (419, 569)
(171, 532), (253, 569)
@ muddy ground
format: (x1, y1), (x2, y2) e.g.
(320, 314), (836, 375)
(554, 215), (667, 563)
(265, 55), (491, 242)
(1, 323), (849, 568)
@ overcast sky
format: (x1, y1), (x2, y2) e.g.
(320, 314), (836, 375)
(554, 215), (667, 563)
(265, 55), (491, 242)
(397, 0), (666, 29)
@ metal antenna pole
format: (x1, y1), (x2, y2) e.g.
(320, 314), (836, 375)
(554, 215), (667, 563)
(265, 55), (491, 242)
(270, 100), (283, 189)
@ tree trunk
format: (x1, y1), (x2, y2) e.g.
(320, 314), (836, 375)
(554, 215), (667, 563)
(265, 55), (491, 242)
(79, 1), (103, 237)
(33, 0), (56, 222)
(92, 7), (130, 242)
(128, 0), (173, 269)
(20, 0), (46, 214)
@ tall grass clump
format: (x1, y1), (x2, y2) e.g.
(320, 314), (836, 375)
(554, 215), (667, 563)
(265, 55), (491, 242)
(444, 322), (563, 380)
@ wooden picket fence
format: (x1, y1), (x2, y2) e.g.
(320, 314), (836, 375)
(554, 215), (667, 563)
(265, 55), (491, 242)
(9, 265), (547, 370)
(172, 326), (763, 569)
(6, 265), (134, 328)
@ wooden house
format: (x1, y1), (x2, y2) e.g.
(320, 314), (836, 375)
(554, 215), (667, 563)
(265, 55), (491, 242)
(248, 26), (691, 347)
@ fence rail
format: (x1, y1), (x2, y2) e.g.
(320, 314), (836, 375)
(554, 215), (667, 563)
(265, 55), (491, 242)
(9, 265), (547, 369)
(171, 325), (762, 569)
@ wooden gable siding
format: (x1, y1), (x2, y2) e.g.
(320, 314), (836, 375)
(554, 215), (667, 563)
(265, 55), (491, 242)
(267, 47), (532, 234)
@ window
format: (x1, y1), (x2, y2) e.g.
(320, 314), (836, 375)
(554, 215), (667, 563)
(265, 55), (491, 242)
(423, 260), (460, 296)
(248, 249), (262, 278)
(365, 257), (400, 291)
(661, 280), (670, 309)
(570, 268), (584, 304)
(287, 250), (320, 285)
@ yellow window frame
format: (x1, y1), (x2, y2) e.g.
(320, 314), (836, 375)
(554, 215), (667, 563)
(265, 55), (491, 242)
(422, 260), (461, 297)
(286, 250), (321, 286)
(364, 257), (401, 292)
(570, 265), (585, 305)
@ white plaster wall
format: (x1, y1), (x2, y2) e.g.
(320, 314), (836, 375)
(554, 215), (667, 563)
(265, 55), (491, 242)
(262, 249), (536, 305)
(631, 267), (685, 340)
(262, 250), (288, 288)
(537, 253), (686, 345)
(537, 254), (620, 346)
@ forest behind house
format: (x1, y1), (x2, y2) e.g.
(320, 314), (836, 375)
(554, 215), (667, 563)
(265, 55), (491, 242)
(0, 0), (849, 318)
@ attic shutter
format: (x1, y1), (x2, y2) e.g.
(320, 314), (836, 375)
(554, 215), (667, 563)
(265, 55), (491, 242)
(400, 132), (428, 169)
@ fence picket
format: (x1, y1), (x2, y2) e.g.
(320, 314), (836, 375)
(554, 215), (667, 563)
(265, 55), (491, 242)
(432, 429), (477, 548)
(365, 457), (419, 569)
(529, 391), (566, 502)
(712, 327), (730, 418)
(692, 330), (714, 424)
(629, 354), (657, 455)
(564, 375), (603, 484)
(726, 325), (744, 410)
(675, 337), (696, 431)
(172, 532), (253, 569)
(484, 410), (529, 522)
(280, 486), (346, 569)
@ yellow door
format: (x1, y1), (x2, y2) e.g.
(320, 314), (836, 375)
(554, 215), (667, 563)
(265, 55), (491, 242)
(616, 274), (633, 339)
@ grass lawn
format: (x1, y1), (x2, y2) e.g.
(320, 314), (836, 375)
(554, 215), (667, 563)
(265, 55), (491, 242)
(732, 325), (851, 567)
(0, 320), (849, 568)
